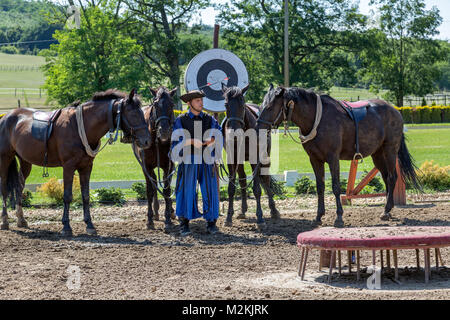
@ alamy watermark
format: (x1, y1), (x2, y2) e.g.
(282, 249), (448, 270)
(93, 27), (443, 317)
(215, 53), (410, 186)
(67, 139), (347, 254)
(66, 265), (81, 291)
(169, 124), (280, 175)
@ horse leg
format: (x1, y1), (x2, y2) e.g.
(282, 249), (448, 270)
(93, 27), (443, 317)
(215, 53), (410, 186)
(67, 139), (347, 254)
(225, 164), (237, 227)
(327, 155), (344, 226)
(162, 165), (174, 230)
(259, 169), (280, 220)
(15, 157), (31, 228)
(145, 172), (157, 230)
(236, 164), (248, 219)
(310, 158), (325, 224)
(373, 147), (397, 220)
(251, 163), (265, 226)
(61, 165), (75, 237)
(78, 164), (96, 235)
(153, 188), (160, 221)
(0, 156), (11, 230)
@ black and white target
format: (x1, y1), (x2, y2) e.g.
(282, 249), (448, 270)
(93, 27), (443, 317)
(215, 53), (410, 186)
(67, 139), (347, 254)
(184, 48), (249, 112)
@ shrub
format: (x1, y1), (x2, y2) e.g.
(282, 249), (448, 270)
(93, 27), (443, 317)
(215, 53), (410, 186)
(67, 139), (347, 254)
(400, 107), (413, 123)
(219, 186), (228, 201)
(430, 107), (442, 123)
(0, 46), (19, 54)
(95, 187), (126, 206)
(294, 176), (316, 195)
(37, 176), (81, 205)
(443, 108), (450, 122)
(365, 172), (385, 192)
(131, 182), (147, 200)
(22, 189), (33, 207)
(325, 177), (348, 194)
(418, 160), (450, 191)
(271, 180), (287, 199)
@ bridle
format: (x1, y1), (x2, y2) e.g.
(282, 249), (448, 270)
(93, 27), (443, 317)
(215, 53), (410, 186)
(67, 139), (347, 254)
(107, 98), (148, 143)
(257, 95), (321, 145)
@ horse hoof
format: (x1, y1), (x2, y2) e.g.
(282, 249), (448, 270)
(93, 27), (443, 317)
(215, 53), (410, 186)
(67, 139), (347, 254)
(313, 219), (322, 226)
(86, 228), (97, 236)
(0, 223), (9, 230)
(380, 213), (391, 221)
(61, 229), (73, 237)
(236, 213), (246, 220)
(164, 224), (174, 233)
(147, 223), (155, 230)
(256, 221), (266, 230)
(17, 220), (28, 228)
(154, 214), (160, 221)
(270, 211), (281, 220)
(334, 219), (344, 228)
(224, 220), (233, 227)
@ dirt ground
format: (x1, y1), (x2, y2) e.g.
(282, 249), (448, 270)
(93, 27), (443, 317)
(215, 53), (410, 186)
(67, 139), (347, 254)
(0, 192), (449, 300)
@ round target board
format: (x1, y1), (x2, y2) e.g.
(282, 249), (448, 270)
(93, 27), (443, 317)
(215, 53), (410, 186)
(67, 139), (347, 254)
(184, 48), (249, 112)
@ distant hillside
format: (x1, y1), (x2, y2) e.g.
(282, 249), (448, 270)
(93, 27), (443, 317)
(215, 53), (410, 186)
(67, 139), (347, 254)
(0, 0), (63, 54)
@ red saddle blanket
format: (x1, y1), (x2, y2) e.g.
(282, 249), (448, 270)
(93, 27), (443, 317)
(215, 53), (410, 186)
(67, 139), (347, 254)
(340, 100), (370, 108)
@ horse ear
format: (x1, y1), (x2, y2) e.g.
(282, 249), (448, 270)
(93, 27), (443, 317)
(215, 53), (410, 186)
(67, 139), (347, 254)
(149, 87), (157, 97)
(269, 83), (274, 91)
(221, 82), (228, 93)
(274, 86), (285, 97)
(242, 84), (250, 95)
(129, 88), (136, 100)
(169, 87), (178, 97)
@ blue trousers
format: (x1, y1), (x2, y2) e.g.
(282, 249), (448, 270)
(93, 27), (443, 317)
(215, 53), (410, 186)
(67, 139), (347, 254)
(175, 163), (220, 222)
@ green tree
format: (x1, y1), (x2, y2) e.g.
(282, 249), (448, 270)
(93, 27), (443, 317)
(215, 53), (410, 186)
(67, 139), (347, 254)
(41, 1), (143, 107)
(362, 0), (447, 106)
(122, 0), (211, 108)
(217, 0), (368, 102)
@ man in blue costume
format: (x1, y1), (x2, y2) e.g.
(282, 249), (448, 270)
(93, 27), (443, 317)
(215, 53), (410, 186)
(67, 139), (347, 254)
(170, 90), (222, 236)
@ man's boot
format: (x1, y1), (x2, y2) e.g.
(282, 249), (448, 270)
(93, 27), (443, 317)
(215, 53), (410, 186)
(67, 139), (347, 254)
(179, 217), (191, 236)
(206, 220), (219, 234)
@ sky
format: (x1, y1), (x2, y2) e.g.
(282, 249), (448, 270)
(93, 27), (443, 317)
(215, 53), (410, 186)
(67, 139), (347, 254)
(195, 0), (450, 41)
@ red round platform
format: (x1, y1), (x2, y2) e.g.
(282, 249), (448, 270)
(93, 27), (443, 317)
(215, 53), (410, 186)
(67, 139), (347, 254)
(297, 226), (450, 250)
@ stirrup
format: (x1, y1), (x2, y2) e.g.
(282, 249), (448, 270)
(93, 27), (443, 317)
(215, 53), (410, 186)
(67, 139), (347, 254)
(353, 153), (364, 164)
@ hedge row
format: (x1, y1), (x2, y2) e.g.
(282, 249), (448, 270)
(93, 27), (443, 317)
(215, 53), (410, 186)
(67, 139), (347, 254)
(395, 105), (450, 124)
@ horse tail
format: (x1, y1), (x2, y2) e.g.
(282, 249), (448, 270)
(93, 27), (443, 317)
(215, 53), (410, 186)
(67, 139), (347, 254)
(6, 157), (21, 209)
(269, 175), (284, 197)
(397, 133), (423, 193)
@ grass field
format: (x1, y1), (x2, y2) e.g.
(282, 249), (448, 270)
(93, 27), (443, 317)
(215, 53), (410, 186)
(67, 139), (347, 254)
(21, 128), (450, 184)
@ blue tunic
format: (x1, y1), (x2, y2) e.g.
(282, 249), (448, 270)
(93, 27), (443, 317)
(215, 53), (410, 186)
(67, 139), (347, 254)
(170, 110), (222, 221)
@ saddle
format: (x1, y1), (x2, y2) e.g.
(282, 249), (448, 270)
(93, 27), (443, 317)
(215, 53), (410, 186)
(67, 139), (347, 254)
(31, 109), (62, 177)
(338, 100), (374, 162)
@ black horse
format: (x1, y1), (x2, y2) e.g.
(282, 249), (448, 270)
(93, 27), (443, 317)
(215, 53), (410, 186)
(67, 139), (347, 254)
(131, 87), (177, 231)
(255, 85), (421, 226)
(221, 84), (280, 227)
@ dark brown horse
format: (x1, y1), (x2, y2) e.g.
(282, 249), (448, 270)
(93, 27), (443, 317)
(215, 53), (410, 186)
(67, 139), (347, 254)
(256, 85), (421, 226)
(0, 89), (151, 236)
(221, 84), (280, 227)
(132, 87), (177, 231)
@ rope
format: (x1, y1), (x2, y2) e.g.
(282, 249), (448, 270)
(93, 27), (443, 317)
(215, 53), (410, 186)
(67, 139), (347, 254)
(76, 103), (101, 157)
(284, 94), (323, 144)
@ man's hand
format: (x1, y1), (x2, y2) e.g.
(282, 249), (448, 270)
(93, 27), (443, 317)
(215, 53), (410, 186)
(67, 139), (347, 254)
(185, 138), (204, 149)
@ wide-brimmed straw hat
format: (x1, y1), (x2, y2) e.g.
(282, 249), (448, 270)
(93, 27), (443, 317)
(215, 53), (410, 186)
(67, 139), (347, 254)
(180, 90), (206, 103)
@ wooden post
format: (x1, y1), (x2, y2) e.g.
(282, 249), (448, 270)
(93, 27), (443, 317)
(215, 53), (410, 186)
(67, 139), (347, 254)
(393, 249), (398, 280)
(416, 249), (420, 270)
(301, 248), (309, 280)
(435, 248), (439, 270)
(347, 250), (352, 273)
(328, 250), (336, 284)
(338, 250), (342, 276)
(356, 250), (360, 281)
(386, 250), (391, 270)
(342, 160), (358, 205)
(424, 249), (430, 284)
(298, 247), (305, 277)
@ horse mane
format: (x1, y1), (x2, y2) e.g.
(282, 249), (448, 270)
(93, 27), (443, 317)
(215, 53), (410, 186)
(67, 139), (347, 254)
(223, 86), (243, 99)
(92, 89), (126, 101)
(284, 87), (319, 105)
